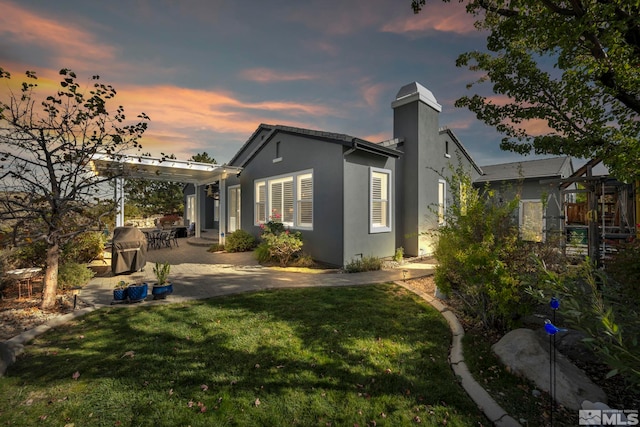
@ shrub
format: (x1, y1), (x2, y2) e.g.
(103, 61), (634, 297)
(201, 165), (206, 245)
(225, 229), (256, 253)
(58, 262), (95, 289)
(529, 259), (640, 386)
(254, 242), (272, 263)
(345, 255), (382, 273)
(11, 240), (48, 268)
(257, 216), (304, 267)
(606, 240), (640, 288)
(432, 166), (561, 332)
(207, 243), (225, 252)
(262, 230), (303, 267)
(61, 232), (105, 264)
(291, 252), (315, 268)
(393, 247), (404, 263)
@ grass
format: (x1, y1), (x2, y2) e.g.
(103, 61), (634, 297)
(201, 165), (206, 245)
(0, 284), (486, 426)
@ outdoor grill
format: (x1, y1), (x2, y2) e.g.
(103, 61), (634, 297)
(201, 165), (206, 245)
(111, 226), (147, 275)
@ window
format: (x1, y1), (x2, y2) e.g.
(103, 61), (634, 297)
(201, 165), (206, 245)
(297, 173), (313, 227)
(254, 170), (313, 229)
(270, 177), (294, 224)
(520, 200), (544, 242)
(370, 168), (392, 233)
(273, 141), (282, 163)
(255, 181), (266, 223)
(445, 140), (451, 158)
(438, 179), (446, 225)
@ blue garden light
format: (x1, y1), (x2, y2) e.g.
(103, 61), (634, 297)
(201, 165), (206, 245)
(544, 319), (567, 335)
(545, 296), (567, 426)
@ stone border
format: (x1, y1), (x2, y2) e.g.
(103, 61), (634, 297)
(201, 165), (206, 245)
(0, 306), (98, 376)
(396, 281), (521, 427)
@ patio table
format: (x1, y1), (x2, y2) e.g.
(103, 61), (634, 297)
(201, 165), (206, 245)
(6, 267), (42, 299)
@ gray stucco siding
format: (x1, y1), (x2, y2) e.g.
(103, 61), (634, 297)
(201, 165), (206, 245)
(236, 132), (346, 266)
(343, 151), (396, 266)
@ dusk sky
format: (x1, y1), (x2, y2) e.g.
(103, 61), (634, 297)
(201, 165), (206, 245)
(1, 0), (553, 167)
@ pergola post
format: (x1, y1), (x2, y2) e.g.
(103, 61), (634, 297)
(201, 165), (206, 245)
(194, 184), (202, 239)
(115, 176), (125, 227)
(219, 177), (227, 244)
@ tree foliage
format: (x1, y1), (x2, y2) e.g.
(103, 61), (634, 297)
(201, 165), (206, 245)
(412, 0), (640, 180)
(123, 152), (216, 217)
(123, 153), (184, 217)
(0, 68), (148, 309)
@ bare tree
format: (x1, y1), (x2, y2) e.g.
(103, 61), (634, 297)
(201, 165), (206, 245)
(0, 68), (149, 310)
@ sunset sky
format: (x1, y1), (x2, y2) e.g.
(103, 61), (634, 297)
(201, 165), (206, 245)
(0, 0), (551, 166)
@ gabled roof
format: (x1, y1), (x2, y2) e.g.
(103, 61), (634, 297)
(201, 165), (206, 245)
(438, 128), (484, 175)
(229, 123), (402, 168)
(475, 156), (572, 183)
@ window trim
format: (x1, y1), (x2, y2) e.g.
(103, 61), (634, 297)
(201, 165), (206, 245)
(296, 173), (313, 229)
(253, 169), (313, 230)
(369, 167), (392, 233)
(438, 179), (446, 226)
(255, 181), (266, 224)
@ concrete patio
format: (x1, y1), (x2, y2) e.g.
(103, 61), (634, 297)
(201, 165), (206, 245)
(82, 235), (438, 307)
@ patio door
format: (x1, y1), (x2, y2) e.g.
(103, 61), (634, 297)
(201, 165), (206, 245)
(228, 186), (241, 233)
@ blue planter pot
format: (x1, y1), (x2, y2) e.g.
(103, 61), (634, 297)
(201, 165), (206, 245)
(127, 283), (148, 303)
(152, 283), (173, 300)
(113, 287), (128, 302)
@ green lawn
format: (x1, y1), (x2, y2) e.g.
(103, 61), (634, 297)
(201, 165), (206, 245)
(0, 284), (486, 426)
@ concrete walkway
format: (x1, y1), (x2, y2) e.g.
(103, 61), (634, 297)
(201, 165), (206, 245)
(2, 239), (519, 426)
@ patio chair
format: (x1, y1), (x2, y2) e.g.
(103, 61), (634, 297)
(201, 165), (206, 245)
(162, 229), (179, 249)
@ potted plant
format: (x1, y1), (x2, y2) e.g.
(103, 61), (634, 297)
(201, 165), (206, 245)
(112, 280), (129, 303)
(151, 261), (173, 300)
(126, 280), (148, 303)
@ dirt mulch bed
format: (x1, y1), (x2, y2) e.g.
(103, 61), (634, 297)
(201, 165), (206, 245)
(0, 278), (92, 341)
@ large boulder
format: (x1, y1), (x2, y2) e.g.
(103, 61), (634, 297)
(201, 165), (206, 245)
(492, 328), (607, 410)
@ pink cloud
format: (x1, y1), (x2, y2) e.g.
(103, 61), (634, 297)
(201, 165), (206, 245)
(0, 1), (117, 70)
(240, 68), (317, 83)
(360, 81), (388, 108)
(381, 2), (479, 36)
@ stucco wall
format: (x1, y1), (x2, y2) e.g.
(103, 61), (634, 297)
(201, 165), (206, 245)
(234, 131), (346, 266)
(343, 151), (396, 265)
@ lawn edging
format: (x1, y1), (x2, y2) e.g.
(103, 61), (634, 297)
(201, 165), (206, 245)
(0, 306), (97, 377)
(396, 280), (522, 427)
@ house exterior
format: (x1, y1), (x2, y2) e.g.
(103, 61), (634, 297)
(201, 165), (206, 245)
(474, 157), (574, 242)
(186, 82), (572, 267)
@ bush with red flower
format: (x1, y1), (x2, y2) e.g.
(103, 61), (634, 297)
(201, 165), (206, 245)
(257, 214), (303, 267)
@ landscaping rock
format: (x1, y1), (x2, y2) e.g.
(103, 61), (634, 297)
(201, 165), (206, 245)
(492, 328), (607, 410)
(535, 327), (600, 364)
(0, 341), (24, 377)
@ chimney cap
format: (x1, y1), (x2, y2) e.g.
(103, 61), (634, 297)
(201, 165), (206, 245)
(391, 82), (442, 112)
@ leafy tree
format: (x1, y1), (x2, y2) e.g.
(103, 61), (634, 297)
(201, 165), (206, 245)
(412, 0), (640, 180)
(123, 153), (184, 217)
(191, 151), (216, 164)
(0, 68), (148, 310)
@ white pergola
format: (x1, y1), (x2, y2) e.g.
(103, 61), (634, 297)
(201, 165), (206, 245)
(89, 153), (241, 241)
